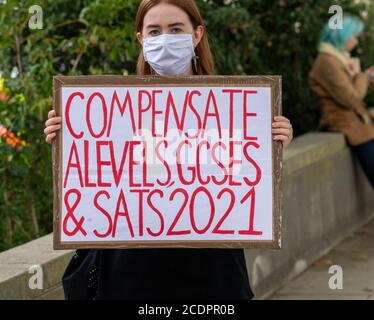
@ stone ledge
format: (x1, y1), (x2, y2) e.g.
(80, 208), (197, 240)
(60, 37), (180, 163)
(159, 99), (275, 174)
(0, 234), (73, 299)
(283, 132), (346, 175)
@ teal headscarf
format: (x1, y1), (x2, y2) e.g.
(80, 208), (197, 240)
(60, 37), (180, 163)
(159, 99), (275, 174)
(318, 14), (364, 52)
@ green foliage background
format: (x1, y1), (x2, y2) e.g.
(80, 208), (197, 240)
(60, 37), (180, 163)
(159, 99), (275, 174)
(0, 0), (373, 250)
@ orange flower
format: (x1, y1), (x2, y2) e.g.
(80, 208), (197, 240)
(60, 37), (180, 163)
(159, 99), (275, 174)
(0, 91), (9, 101)
(0, 125), (26, 148)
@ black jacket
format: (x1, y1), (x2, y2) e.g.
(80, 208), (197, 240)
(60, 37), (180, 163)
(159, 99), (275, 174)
(62, 248), (254, 300)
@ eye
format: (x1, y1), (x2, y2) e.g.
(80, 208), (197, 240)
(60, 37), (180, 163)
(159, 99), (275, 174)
(171, 27), (183, 33)
(149, 29), (161, 36)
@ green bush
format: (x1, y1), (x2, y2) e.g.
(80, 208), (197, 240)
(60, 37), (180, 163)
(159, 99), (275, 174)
(0, 0), (373, 250)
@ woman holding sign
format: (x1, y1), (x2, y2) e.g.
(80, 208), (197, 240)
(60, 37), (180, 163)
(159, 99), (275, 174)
(44, 0), (293, 300)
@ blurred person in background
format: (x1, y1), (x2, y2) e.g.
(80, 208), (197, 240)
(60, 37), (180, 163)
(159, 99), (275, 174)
(309, 14), (374, 188)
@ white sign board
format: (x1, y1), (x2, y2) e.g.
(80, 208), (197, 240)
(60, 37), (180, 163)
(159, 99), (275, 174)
(52, 76), (282, 249)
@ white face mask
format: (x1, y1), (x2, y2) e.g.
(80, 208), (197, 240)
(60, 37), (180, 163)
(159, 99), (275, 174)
(143, 33), (196, 76)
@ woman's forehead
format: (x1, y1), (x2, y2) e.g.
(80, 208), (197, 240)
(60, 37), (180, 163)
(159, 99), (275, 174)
(143, 3), (191, 28)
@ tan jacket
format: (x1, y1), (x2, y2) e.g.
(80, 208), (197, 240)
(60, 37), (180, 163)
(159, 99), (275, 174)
(309, 50), (374, 146)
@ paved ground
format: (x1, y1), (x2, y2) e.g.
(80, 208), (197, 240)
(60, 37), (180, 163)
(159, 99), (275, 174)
(270, 218), (374, 300)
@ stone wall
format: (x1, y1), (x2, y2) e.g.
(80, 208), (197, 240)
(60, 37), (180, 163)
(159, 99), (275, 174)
(0, 132), (373, 299)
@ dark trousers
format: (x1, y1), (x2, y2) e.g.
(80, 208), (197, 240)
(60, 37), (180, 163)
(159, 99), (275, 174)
(352, 139), (374, 189)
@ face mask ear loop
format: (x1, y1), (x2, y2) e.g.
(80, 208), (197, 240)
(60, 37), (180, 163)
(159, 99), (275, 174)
(192, 55), (199, 75)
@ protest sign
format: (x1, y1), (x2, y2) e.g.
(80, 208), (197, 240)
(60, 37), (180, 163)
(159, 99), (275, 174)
(53, 75), (282, 249)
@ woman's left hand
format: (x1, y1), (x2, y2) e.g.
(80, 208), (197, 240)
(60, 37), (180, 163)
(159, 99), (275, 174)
(272, 116), (293, 148)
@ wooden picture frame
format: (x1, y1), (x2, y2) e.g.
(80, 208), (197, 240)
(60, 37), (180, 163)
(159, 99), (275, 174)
(52, 75), (282, 249)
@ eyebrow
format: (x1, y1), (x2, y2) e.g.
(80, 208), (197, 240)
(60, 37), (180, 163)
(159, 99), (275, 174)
(145, 22), (185, 29)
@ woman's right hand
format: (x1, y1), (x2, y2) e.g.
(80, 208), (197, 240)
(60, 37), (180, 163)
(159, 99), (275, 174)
(44, 109), (62, 144)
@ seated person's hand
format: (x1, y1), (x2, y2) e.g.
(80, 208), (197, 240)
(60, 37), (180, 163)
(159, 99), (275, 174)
(364, 65), (374, 80)
(348, 59), (360, 77)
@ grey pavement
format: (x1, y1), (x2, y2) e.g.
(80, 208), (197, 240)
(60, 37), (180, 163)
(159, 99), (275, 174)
(270, 218), (374, 300)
